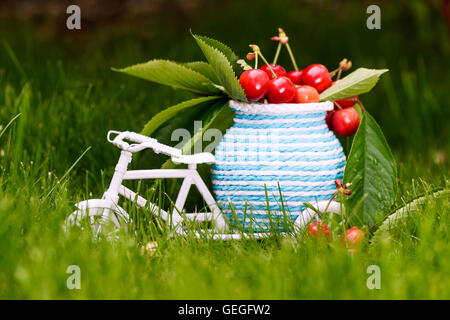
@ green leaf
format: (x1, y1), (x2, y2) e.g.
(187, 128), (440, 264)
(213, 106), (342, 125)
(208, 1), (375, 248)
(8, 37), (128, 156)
(141, 96), (222, 137)
(343, 112), (397, 227)
(192, 33), (248, 102)
(319, 68), (389, 101)
(237, 59), (252, 71)
(370, 189), (449, 245)
(112, 59), (216, 94)
(190, 34), (240, 73)
(182, 61), (220, 84)
(201, 82), (225, 94)
(178, 100), (234, 156)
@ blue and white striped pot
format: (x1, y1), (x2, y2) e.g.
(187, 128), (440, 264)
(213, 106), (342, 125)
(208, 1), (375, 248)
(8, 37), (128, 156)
(212, 100), (346, 232)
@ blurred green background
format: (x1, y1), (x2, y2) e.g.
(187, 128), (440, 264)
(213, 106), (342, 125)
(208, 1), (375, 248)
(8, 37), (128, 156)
(0, 0), (449, 300)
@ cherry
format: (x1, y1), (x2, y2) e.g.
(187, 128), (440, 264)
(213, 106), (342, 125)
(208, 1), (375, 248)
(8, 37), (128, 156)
(266, 76), (295, 103)
(287, 70), (303, 85)
(341, 226), (365, 251)
(260, 64), (287, 80)
(301, 64), (332, 93)
(239, 69), (270, 101)
(332, 107), (360, 136)
(335, 97), (358, 108)
(308, 221), (331, 238)
(292, 85), (319, 103)
(325, 110), (334, 130)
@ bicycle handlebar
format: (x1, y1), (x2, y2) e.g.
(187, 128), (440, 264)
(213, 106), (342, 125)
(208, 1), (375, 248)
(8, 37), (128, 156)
(107, 130), (152, 144)
(107, 130), (182, 157)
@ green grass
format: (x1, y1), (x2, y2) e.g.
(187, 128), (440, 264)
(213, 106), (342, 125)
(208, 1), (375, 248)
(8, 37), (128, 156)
(0, 0), (449, 299)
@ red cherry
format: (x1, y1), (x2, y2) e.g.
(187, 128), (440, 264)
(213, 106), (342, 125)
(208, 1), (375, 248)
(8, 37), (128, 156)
(266, 76), (295, 103)
(259, 64), (287, 80)
(341, 226), (365, 246)
(292, 85), (319, 103)
(332, 107), (360, 136)
(287, 70), (303, 85)
(301, 64), (332, 93)
(308, 221), (331, 238)
(239, 69), (270, 101)
(331, 82), (358, 108)
(335, 98), (357, 108)
(325, 110), (334, 130)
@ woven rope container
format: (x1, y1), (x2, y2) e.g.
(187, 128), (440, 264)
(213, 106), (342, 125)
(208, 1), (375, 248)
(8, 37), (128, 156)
(212, 100), (346, 232)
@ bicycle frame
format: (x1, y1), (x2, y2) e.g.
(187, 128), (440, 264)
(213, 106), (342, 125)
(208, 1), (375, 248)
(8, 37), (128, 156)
(104, 150), (226, 234)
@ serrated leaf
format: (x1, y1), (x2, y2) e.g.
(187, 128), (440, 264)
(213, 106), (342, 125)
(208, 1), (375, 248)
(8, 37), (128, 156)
(182, 61), (220, 84)
(192, 33), (248, 102)
(320, 68), (389, 101)
(201, 82), (225, 94)
(343, 112), (397, 227)
(370, 189), (449, 245)
(191, 34), (240, 74)
(141, 96), (222, 137)
(112, 59), (216, 94)
(237, 59), (252, 71)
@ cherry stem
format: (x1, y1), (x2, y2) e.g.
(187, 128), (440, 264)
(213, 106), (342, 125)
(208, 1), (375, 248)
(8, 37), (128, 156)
(356, 97), (366, 112)
(334, 101), (344, 110)
(340, 192), (348, 226)
(258, 51), (277, 78)
(341, 194), (348, 244)
(336, 69), (343, 81)
(250, 45), (277, 78)
(273, 42), (281, 65)
(329, 66), (342, 78)
(320, 191), (338, 223)
(285, 43), (299, 71)
(254, 53), (258, 69)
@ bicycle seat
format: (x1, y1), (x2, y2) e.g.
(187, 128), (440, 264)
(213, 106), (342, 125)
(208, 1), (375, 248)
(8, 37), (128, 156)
(171, 152), (216, 165)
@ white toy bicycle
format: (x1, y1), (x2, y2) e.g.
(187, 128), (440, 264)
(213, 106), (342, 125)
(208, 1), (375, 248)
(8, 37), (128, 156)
(66, 130), (341, 240)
